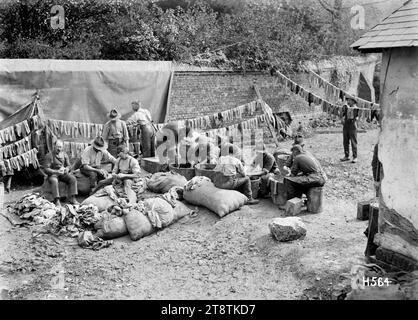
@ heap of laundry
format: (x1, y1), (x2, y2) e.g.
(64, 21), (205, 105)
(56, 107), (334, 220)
(9, 193), (104, 238)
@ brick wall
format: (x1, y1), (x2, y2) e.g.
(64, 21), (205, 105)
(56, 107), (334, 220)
(167, 71), (328, 128)
(168, 71), (282, 120)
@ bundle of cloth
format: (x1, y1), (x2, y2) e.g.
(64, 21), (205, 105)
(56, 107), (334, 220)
(82, 177), (148, 212)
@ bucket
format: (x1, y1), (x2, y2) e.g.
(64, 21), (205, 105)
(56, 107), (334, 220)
(169, 164), (196, 181)
(275, 154), (290, 176)
(194, 163), (217, 181)
(251, 178), (261, 199)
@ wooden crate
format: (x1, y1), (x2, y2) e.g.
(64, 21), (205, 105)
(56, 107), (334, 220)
(141, 157), (164, 174)
(357, 200), (371, 220)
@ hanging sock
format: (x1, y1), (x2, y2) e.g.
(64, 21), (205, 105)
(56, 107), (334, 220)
(307, 93), (314, 106)
(10, 127), (16, 142)
(14, 123), (22, 138)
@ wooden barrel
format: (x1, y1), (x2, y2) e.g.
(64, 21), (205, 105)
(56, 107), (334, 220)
(306, 186), (324, 213)
(169, 164), (196, 181)
(251, 178), (261, 199)
(269, 176), (287, 206)
(194, 163), (217, 181)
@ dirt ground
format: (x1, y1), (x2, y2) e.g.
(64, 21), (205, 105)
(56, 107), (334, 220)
(0, 129), (379, 300)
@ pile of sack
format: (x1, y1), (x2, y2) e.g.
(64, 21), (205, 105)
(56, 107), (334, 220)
(10, 168), (253, 246)
(93, 186), (196, 241)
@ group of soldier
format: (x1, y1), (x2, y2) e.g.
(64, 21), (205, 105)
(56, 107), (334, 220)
(28, 95), (365, 208)
(208, 136), (327, 206)
(42, 100), (155, 206)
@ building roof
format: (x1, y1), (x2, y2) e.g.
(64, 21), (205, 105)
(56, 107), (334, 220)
(352, 0), (418, 52)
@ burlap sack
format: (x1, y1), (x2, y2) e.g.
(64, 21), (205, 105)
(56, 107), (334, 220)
(183, 179), (247, 217)
(147, 172), (187, 194)
(144, 198), (175, 228)
(124, 209), (154, 241)
(172, 200), (195, 220)
(95, 216), (128, 240)
(82, 195), (116, 212)
(73, 170), (91, 195)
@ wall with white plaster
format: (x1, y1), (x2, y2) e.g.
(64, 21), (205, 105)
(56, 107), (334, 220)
(379, 47), (418, 234)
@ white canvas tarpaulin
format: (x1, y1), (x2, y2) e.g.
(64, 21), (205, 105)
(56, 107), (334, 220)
(0, 59), (173, 123)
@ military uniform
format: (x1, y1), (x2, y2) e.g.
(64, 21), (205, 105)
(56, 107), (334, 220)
(102, 119), (129, 157)
(42, 151), (78, 199)
(126, 108), (155, 158)
(284, 152), (326, 200)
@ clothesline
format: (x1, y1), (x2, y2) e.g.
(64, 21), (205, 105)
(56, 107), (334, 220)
(308, 70), (380, 109)
(63, 141), (90, 159)
(275, 70), (381, 122)
(0, 135), (32, 160)
(47, 119), (103, 139)
(0, 119), (31, 145)
(184, 100), (262, 130)
(202, 112), (275, 140)
(46, 99), (270, 140)
(0, 148), (39, 172)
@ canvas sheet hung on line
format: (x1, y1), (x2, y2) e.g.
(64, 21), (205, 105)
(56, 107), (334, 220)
(0, 59), (173, 124)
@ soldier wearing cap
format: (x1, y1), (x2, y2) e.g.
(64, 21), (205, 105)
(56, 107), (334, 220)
(340, 92), (359, 163)
(281, 135), (314, 174)
(102, 108), (130, 157)
(284, 145), (326, 200)
(251, 145), (279, 198)
(91, 144), (141, 203)
(79, 136), (117, 190)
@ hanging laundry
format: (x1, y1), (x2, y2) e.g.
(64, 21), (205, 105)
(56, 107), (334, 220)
(309, 70), (380, 108)
(14, 123), (23, 138)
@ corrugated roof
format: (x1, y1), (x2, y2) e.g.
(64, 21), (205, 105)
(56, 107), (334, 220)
(352, 0), (418, 51)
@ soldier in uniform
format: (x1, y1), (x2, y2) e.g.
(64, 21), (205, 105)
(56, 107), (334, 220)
(41, 139), (79, 206)
(102, 108), (130, 157)
(125, 100), (156, 158)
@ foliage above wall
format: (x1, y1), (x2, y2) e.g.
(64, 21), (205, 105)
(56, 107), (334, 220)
(0, 0), (364, 72)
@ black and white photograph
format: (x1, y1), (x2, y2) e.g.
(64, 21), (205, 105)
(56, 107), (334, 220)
(0, 0), (417, 304)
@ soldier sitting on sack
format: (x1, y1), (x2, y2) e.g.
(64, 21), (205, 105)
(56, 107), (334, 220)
(213, 145), (259, 205)
(79, 136), (117, 191)
(91, 144), (141, 204)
